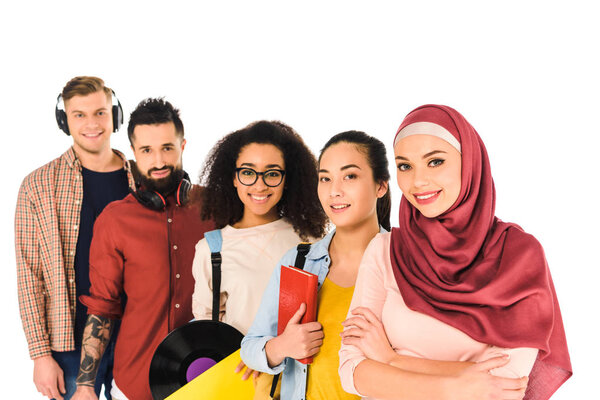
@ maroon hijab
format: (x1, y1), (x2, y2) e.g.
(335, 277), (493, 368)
(390, 105), (571, 399)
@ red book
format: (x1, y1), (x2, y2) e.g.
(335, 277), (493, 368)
(278, 265), (319, 364)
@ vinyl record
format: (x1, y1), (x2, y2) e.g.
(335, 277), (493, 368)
(149, 320), (244, 400)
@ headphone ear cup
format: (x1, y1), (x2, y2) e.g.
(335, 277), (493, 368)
(176, 179), (192, 206)
(111, 90), (124, 132)
(55, 95), (70, 135)
(131, 189), (167, 211)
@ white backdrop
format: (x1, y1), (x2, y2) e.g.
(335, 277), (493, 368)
(1, 1), (597, 397)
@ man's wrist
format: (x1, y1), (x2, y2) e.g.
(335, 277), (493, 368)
(76, 382), (96, 390)
(33, 354), (53, 362)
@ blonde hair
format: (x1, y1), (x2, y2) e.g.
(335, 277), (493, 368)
(61, 76), (111, 102)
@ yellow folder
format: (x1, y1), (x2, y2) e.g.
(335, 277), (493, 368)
(166, 349), (254, 400)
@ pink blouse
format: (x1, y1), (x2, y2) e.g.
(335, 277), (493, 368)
(338, 232), (538, 398)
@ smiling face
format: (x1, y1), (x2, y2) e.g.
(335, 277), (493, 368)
(318, 142), (387, 230)
(131, 121), (186, 186)
(64, 90), (114, 155)
(233, 142), (286, 227)
(394, 134), (462, 218)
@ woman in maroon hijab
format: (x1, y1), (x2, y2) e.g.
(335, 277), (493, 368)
(339, 105), (571, 400)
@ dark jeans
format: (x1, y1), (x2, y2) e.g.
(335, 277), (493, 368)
(51, 340), (115, 400)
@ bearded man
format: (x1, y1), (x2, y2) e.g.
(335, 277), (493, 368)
(72, 98), (214, 400)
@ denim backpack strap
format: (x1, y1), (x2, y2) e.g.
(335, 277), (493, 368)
(204, 229), (223, 322)
(293, 243), (311, 270)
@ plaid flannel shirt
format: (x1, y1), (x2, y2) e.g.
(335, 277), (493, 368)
(15, 147), (135, 359)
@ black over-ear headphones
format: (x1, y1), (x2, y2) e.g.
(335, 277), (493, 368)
(131, 175), (192, 211)
(55, 89), (124, 135)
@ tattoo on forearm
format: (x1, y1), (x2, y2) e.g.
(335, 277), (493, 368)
(76, 314), (114, 387)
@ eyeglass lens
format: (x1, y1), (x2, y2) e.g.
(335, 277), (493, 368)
(237, 168), (284, 187)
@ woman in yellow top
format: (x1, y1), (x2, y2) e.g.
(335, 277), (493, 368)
(241, 130), (390, 400)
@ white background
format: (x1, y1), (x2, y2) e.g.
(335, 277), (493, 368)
(1, 1), (597, 398)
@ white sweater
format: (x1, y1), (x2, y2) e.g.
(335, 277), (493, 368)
(191, 218), (302, 334)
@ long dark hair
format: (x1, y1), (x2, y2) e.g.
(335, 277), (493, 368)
(319, 130), (391, 231)
(199, 120), (327, 240)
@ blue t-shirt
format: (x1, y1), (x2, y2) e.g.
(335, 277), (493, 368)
(73, 166), (129, 348)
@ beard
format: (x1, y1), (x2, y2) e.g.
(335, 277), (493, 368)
(139, 166), (186, 196)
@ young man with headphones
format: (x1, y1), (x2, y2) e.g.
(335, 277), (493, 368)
(15, 76), (135, 400)
(71, 98), (214, 400)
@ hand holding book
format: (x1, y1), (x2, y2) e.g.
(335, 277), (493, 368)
(265, 265), (323, 367)
(265, 302), (323, 367)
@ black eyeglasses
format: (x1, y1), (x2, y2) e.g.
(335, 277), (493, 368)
(235, 167), (286, 187)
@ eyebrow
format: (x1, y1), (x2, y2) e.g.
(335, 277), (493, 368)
(423, 150), (447, 158)
(138, 142), (175, 150)
(240, 162), (284, 169)
(319, 164), (361, 173)
(69, 107), (108, 114)
(395, 150), (447, 161)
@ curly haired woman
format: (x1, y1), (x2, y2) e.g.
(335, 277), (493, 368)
(191, 120), (328, 387)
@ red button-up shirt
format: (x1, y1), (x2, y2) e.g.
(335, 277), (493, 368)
(80, 190), (214, 400)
